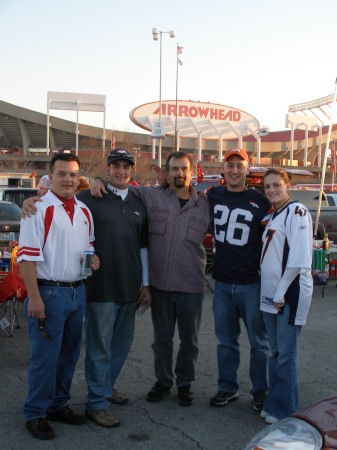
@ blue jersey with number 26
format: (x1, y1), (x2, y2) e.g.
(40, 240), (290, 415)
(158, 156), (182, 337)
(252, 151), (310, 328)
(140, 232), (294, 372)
(207, 186), (273, 284)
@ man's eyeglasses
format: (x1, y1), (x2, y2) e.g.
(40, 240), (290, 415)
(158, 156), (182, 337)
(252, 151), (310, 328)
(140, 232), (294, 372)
(38, 319), (51, 340)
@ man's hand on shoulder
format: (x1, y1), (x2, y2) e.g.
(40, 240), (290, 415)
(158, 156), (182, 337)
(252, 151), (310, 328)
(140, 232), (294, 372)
(153, 165), (168, 188)
(21, 196), (41, 218)
(90, 178), (108, 198)
(200, 185), (213, 197)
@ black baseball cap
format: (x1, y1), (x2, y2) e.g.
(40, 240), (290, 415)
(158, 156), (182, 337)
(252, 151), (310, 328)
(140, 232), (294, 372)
(107, 148), (134, 166)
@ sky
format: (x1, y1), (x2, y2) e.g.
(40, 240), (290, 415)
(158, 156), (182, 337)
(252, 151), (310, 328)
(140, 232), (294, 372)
(1, 0), (337, 136)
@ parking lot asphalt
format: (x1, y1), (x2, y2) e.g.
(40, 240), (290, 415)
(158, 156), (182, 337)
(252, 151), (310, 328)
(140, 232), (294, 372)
(1, 277), (336, 450)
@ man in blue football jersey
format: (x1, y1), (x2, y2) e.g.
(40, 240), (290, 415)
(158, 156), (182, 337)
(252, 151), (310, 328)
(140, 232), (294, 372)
(207, 148), (273, 413)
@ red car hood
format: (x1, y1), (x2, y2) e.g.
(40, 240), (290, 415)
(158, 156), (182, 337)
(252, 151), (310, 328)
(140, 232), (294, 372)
(293, 395), (337, 449)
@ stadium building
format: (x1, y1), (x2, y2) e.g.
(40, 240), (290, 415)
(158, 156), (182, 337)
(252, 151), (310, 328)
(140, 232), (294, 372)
(0, 95), (336, 185)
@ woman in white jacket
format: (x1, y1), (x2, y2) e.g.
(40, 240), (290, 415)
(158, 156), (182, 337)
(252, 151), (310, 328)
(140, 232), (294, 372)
(260, 168), (313, 424)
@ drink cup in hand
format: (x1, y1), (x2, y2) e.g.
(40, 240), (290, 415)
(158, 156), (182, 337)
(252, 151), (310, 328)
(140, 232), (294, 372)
(137, 298), (148, 316)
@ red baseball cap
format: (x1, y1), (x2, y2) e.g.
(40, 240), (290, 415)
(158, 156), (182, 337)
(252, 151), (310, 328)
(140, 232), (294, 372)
(223, 148), (249, 162)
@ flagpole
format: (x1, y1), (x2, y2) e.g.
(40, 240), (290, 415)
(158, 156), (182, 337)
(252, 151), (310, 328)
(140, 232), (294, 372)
(332, 135), (336, 192)
(332, 136), (334, 193)
(111, 126), (115, 151)
(314, 78), (337, 236)
(175, 44), (179, 152)
(332, 172), (334, 192)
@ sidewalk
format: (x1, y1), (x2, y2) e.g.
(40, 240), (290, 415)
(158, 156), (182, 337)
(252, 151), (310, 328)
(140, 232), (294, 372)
(1, 281), (336, 449)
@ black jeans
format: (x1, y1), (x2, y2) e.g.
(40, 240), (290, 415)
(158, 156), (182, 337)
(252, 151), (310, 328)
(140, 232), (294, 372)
(150, 287), (204, 388)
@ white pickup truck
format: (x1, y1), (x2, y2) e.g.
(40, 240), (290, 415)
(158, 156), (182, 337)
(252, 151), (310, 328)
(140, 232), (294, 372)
(289, 189), (337, 241)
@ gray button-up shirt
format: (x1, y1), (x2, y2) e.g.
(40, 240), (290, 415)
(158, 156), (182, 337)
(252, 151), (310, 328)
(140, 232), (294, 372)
(132, 185), (210, 293)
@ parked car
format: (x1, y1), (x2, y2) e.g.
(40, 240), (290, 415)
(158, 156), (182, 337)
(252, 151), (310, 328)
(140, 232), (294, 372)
(191, 175), (223, 193)
(288, 188), (337, 240)
(326, 192), (337, 206)
(243, 394), (337, 450)
(293, 183), (337, 193)
(0, 187), (38, 208)
(287, 188), (337, 240)
(288, 188), (329, 208)
(0, 201), (21, 254)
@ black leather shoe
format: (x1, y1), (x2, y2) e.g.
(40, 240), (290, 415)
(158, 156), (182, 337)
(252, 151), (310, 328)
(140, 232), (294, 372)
(46, 406), (86, 425)
(147, 382), (172, 402)
(25, 418), (55, 440)
(178, 385), (194, 406)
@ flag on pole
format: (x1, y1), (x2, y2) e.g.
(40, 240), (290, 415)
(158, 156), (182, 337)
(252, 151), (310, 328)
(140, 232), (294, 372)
(196, 161), (204, 183)
(177, 46), (183, 65)
(111, 131), (115, 150)
(331, 139), (336, 174)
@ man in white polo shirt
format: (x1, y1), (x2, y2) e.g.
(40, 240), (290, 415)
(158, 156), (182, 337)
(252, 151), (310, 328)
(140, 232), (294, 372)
(18, 153), (100, 440)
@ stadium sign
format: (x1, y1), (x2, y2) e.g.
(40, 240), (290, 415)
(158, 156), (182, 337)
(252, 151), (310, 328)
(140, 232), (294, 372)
(130, 100), (259, 140)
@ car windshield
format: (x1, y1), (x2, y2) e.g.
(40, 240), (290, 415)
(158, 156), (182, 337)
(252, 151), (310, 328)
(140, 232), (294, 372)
(0, 202), (22, 221)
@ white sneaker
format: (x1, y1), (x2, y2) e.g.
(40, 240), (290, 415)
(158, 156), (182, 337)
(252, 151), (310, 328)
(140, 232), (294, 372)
(260, 409), (268, 418)
(265, 414), (279, 424)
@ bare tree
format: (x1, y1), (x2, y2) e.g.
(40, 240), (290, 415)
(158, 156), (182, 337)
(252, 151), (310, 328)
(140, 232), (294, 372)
(79, 151), (107, 180)
(1, 155), (34, 173)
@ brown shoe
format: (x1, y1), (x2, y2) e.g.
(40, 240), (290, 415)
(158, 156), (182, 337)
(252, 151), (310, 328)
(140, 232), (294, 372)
(85, 409), (120, 428)
(109, 389), (129, 405)
(25, 418), (55, 440)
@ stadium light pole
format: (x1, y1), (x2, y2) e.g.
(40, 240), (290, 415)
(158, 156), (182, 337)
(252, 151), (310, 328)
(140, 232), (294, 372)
(152, 28), (175, 167)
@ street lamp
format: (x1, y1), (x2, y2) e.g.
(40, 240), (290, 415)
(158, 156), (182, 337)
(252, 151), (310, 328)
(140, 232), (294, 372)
(152, 27), (176, 167)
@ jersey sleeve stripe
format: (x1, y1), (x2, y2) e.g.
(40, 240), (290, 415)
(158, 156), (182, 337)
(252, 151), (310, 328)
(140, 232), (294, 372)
(81, 207), (92, 236)
(43, 205), (54, 250)
(261, 205), (274, 225)
(17, 246), (40, 257)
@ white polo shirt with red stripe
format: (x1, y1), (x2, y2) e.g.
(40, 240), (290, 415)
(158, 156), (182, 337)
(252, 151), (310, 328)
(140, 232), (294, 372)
(17, 190), (95, 282)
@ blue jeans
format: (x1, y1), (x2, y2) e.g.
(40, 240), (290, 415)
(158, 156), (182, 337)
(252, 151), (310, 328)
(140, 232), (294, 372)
(263, 304), (302, 419)
(150, 288), (203, 388)
(212, 281), (268, 393)
(85, 301), (136, 410)
(23, 283), (86, 421)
